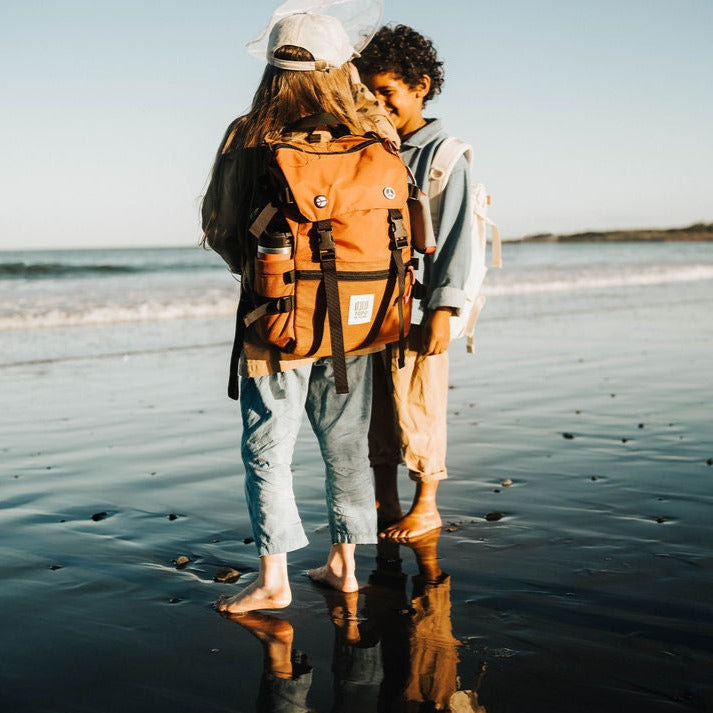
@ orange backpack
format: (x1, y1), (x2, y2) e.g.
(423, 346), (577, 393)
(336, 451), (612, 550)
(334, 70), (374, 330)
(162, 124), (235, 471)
(227, 114), (414, 398)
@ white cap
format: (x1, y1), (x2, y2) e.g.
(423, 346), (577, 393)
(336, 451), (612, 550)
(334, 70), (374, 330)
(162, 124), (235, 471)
(267, 13), (355, 71)
(247, 0), (383, 72)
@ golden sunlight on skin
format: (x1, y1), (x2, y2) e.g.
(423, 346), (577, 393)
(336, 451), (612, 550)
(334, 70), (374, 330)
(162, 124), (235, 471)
(215, 553), (292, 615)
(307, 543), (359, 593)
(363, 71), (431, 137)
(380, 479), (443, 542)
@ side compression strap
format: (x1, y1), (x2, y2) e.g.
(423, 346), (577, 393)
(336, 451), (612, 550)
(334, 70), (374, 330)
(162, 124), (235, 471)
(227, 297), (249, 401)
(316, 219), (349, 394)
(388, 209), (408, 369)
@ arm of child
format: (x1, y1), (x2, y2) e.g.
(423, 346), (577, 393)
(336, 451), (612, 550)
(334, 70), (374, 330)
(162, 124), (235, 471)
(421, 155), (472, 355)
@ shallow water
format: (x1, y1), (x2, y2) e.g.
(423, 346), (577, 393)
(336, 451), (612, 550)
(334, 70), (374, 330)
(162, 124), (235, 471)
(2, 244), (713, 712)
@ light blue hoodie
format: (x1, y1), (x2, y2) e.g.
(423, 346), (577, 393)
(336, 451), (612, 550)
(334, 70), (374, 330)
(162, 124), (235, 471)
(400, 118), (472, 326)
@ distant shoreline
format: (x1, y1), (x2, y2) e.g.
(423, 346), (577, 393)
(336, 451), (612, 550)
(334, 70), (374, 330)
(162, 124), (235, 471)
(516, 223), (713, 243)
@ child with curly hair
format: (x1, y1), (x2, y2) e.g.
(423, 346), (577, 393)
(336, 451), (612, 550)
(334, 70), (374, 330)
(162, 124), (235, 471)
(355, 25), (473, 540)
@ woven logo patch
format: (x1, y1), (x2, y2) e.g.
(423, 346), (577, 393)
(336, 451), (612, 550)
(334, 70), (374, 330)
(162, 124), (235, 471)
(347, 294), (374, 325)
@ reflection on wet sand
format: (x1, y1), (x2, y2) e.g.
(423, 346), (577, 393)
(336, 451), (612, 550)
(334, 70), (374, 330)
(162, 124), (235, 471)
(224, 529), (486, 712)
(367, 529), (486, 713)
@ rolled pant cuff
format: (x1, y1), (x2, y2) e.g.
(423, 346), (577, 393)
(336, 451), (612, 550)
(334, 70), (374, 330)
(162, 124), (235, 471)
(255, 533), (310, 557)
(408, 469), (448, 484)
(331, 530), (378, 545)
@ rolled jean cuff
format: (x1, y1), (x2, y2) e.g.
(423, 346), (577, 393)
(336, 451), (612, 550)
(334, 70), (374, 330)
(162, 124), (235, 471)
(255, 532), (310, 557)
(332, 529), (378, 545)
(408, 468), (448, 484)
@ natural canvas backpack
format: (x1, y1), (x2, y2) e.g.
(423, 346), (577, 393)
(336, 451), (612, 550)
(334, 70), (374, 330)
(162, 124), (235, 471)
(428, 137), (502, 353)
(224, 114), (414, 397)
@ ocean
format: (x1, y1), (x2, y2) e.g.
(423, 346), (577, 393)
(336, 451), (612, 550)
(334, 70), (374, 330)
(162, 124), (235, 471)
(2, 240), (712, 366)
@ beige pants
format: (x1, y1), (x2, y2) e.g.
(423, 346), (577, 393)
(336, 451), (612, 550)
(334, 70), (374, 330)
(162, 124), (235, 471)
(368, 326), (449, 483)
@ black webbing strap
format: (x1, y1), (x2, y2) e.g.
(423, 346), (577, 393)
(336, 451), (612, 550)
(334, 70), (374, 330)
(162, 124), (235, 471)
(287, 113), (350, 136)
(316, 219), (349, 394)
(243, 296), (295, 328)
(388, 209), (409, 369)
(227, 297), (249, 401)
(248, 202), (279, 239)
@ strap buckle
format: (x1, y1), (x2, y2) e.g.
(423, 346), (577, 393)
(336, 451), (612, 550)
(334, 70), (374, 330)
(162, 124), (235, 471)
(316, 219), (336, 260)
(388, 209), (409, 250)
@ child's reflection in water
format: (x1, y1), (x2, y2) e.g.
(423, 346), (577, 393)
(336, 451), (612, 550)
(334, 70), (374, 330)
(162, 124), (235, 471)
(224, 529), (486, 712)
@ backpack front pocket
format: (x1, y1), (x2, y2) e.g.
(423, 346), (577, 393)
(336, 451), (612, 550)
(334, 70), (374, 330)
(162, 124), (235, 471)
(252, 255), (296, 351)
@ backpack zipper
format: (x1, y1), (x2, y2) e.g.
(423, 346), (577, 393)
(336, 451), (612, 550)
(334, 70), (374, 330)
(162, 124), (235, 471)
(295, 268), (392, 281)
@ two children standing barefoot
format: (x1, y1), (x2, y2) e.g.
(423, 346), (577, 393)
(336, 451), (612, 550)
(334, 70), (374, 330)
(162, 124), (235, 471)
(203, 11), (472, 613)
(356, 25), (473, 541)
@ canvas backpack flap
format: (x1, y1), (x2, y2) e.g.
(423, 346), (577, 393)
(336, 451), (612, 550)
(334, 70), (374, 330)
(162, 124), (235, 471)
(246, 131), (414, 392)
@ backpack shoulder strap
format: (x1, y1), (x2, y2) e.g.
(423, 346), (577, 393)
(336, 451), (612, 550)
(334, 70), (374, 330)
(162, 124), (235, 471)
(428, 137), (473, 199)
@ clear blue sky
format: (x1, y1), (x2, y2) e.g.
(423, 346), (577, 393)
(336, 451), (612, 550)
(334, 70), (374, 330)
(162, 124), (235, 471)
(1, 0), (711, 249)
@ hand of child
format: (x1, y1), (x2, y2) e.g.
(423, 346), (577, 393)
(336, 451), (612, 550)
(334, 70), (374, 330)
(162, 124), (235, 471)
(347, 62), (361, 87)
(421, 309), (451, 355)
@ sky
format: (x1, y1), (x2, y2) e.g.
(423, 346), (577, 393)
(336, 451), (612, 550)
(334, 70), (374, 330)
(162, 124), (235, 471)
(0, 0), (711, 250)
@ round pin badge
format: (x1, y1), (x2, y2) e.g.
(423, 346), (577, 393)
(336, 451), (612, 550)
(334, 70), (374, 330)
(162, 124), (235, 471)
(314, 195), (328, 208)
(383, 187), (396, 199)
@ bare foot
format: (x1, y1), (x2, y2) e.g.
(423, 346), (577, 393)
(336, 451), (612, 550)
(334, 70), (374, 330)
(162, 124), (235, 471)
(379, 509), (442, 541)
(307, 565), (359, 593)
(380, 479), (442, 541)
(215, 578), (292, 615)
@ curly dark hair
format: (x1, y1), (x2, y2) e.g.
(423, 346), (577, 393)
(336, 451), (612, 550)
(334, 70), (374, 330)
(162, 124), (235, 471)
(354, 24), (444, 105)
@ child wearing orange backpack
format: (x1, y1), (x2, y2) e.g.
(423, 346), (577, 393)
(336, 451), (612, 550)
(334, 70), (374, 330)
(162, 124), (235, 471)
(202, 10), (401, 614)
(355, 25), (473, 541)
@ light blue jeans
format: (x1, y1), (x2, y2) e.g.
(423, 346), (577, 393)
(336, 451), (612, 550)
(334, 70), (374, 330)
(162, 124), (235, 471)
(240, 355), (377, 556)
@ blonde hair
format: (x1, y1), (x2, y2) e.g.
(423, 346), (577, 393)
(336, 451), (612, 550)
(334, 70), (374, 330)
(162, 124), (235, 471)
(202, 46), (375, 286)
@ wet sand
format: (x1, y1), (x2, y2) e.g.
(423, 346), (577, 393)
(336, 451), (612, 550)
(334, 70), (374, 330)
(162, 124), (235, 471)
(2, 279), (712, 712)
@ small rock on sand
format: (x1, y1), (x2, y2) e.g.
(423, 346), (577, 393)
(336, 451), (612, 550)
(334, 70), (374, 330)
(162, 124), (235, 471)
(621, 438), (629, 443)
(49, 564), (63, 571)
(562, 432), (575, 440)
(174, 555), (190, 568)
(91, 511), (108, 521)
(168, 513), (179, 521)
(501, 478), (513, 487)
(485, 512), (503, 522)
(243, 537), (254, 544)
(655, 517), (666, 524)
(706, 458), (713, 466)
(168, 597), (182, 604)
(446, 526), (457, 532)
(214, 567), (240, 583)
(638, 423), (645, 429)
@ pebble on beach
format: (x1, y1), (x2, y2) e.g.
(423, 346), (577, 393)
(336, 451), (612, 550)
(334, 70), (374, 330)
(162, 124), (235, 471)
(168, 513), (179, 521)
(485, 512), (503, 522)
(501, 478), (513, 487)
(243, 537), (254, 544)
(214, 567), (241, 583)
(174, 555), (190, 569)
(91, 511), (108, 522)
(562, 432), (575, 439)
(706, 458), (713, 466)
